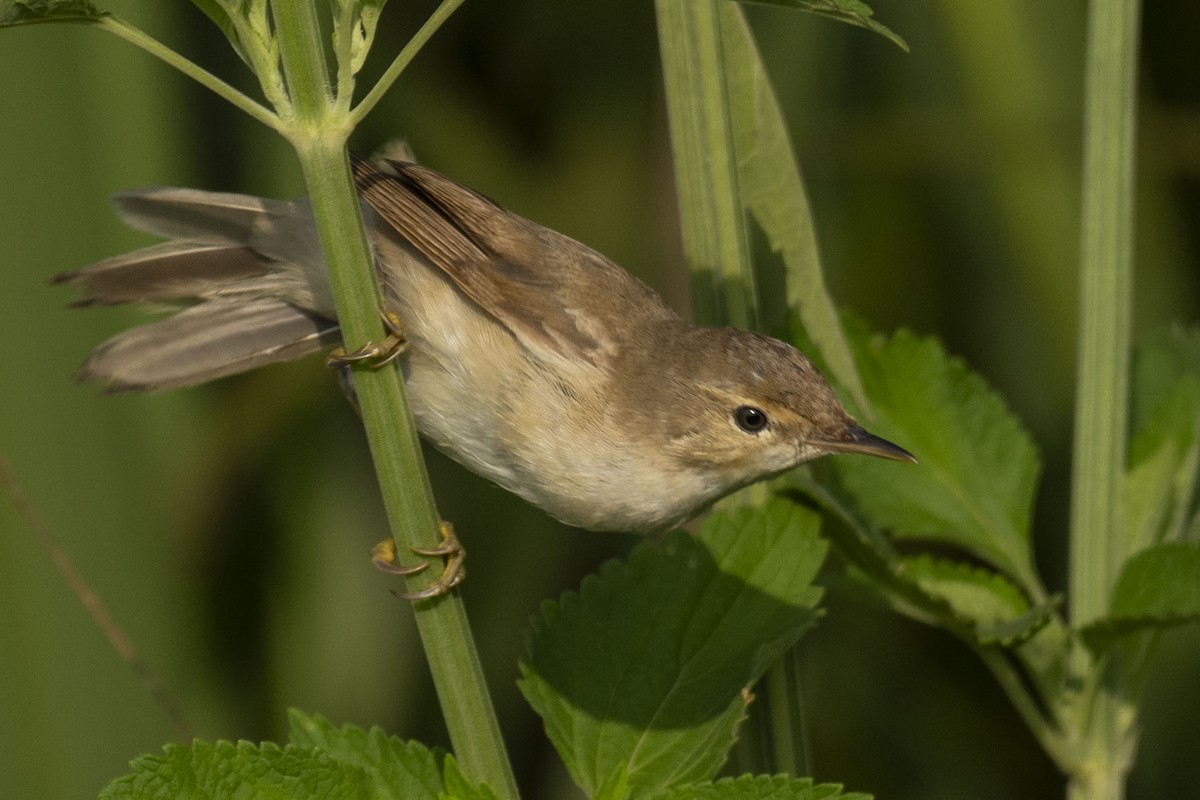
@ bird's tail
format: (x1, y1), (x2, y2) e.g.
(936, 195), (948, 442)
(55, 188), (341, 392)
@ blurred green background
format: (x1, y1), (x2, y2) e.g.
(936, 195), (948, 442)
(2, 1), (1198, 798)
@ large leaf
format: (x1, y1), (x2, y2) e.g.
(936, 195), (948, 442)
(814, 321), (1043, 595)
(520, 500), (826, 799)
(0, 0), (108, 25)
(1081, 541), (1200, 653)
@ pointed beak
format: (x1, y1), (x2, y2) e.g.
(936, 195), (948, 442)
(812, 424), (918, 464)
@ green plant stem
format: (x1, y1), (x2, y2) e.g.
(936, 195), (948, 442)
(93, 16), (282, 132)
(655, 0), (757, 330)
(764, 649), (809, 777)
(349, 0), (467, 128)
(1068, 0), (1141, 796)
(269, 3), (517, 797)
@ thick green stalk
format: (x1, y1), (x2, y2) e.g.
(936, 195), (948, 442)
(269, 3), (517, 796)
(1067, 0), (1141, 797)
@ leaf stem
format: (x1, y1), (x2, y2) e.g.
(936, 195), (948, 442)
(93, 16), (282, 133)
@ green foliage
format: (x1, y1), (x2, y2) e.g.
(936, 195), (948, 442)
(649, 774), (871, 800)
(1080, 542), (1200, 653)
(1125, 327), (1200, 553)
(520, 500), (827, 799)
(100, 740), (371, 800)
(100, 711), (500, 800)
(0, 0), (108, 25)
(807, 319), (1044, 600)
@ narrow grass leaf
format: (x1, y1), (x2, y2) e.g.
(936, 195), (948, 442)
(520, 499), (826, 799)
(720, 6), (868, 413)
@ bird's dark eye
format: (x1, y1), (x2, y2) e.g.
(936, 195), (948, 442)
(734, 405), (768, 433)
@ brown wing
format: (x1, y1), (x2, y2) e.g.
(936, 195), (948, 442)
(351, 156), (677, 365)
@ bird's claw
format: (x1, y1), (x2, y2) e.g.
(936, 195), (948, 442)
(327, 309), (407, 368)
(371, 521), (466, 601)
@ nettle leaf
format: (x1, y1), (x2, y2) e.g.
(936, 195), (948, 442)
(648, 774), (871, 800)
(1080, 542), (1200, 653)
(99, 740), (370, 800)
(0, 0), (109, 25)
(287, 710), (447, 799)
(734, 0), (907, 51)
(1124, 379), (1200, 553)
(1125, 326), (1200, 552)
(900, 556), (1054, 645)
(814, 321), (1043, 595)
(520, 499), (826, 799)
(1131, 325), (1200, 434)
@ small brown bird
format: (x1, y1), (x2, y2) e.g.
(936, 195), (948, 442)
(56, 158), (914, 537)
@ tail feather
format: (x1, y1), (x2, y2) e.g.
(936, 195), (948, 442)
(58, 187), (340, 392)
(112, 188), (299, 244)
(53, 242), (271, 307)
(79, 299), (340, 393)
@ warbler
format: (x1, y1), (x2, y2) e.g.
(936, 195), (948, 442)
(56, 157), (914, 594)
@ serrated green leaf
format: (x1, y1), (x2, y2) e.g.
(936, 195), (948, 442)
(99, 740), (371, 800)
(0, 0), (108, 25)
(648, 774), (872, 800)
(1080, 541), (1200, 653)
(1124, 378), (1200, 553)
(287, 709), (446, 800)
(720, 7), (868, 414)
(520, 499), (826, 799)
(733, 0), (907, 52)
(441, 755), (504, 800)
(900, 556), (1054, 645)
(1131, 325), (1200, 434)
(1125, 326), (1200, 553)
(812, 320), (1043, 595)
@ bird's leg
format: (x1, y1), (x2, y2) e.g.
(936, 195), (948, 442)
(326, 309), (408, 368)
(371, 521), (466, 601)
